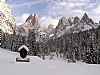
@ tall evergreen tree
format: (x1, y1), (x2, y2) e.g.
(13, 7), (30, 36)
(27, 28), (37, 56)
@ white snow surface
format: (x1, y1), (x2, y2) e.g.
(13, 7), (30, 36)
(0, 48), (100, 75)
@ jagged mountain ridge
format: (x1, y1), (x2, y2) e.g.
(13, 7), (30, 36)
(0, 0), (100, 41)
(54, 13), (100, 38)
(81, 13), (94, 24)
(16, 13), (40, 35)
(15, 13), (100, 40)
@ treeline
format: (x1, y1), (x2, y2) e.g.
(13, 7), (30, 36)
(39, 26), (100, 64)
(1, 28), (39, 56)
(1, 26), (100, 64)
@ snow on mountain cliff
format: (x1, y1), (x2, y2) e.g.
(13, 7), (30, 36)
(0, 1), (16, 34)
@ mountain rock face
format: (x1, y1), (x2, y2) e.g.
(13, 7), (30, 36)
(55, 17), (70, 33)
(81, 13), (94, 24)
(56, 17), (70, 28)
(89, 18), (94, 24)
(73, 16), (80, 24)
(81, 13), (89, 23)
(11, 12), (99, 40)
(16, 13), (40, 35)
(58, 17), (68, 26)
(36, 24), (55, 43)
(25, 13), (40, 30)
(54, 13), (99, 38)
(0, 1), (16, 34)
(44, 24), (55, 35)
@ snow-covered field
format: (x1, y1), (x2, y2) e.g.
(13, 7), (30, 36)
(0, 48), (100, 75)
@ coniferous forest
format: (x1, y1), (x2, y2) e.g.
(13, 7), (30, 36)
(1, 26), (100, 64)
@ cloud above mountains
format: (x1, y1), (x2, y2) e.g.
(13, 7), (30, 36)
(15, 13), (30, 25)
(40, 16), (59, 28)
(48, 2), (100, 22)
(6, 0), (100, 27)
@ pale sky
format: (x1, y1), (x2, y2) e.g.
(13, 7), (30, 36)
(5, 0), (100, 27)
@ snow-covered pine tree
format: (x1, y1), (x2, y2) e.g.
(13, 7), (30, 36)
(27, 28), (37, 56)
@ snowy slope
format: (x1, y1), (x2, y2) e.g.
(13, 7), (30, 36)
(0, 48), (100, 75)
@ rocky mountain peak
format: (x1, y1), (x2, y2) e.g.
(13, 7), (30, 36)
(25, 13), (40, 29)
(25, 14), (33, 22)
(73, 16), (80, 24)
(83, 13), (89, 19)
(58, 17), (68, 26)
(68, 17), (72, 23)
(34, 13), (38, 17)
(32, 13), (40, 29)
(44, 24), (55, 35)
(81, 13), (89, 23)
(16, 13), (40, 35)
(55, 17), (71, 33)
(89, 18), (94, 24)
(81, 13), (94, 24)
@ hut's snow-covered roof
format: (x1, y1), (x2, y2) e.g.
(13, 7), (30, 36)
(18, 45), (29, 52)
